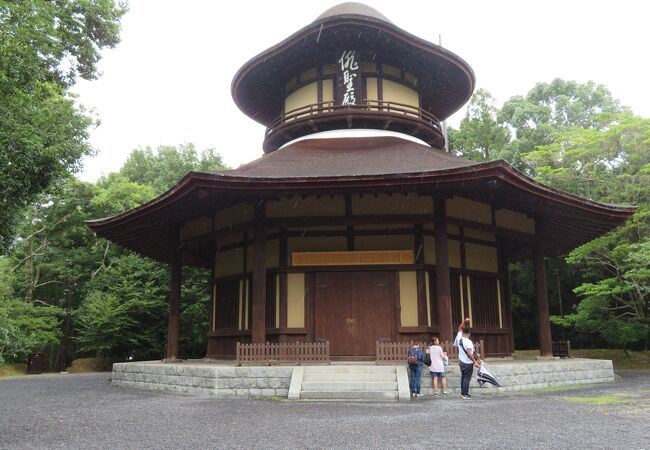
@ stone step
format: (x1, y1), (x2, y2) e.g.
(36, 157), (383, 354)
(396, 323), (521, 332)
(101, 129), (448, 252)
(303, 365), (395, 374)
(303, 372), (396, 382)
(300, 390), (399, 401)
(301, 381), (397, 391)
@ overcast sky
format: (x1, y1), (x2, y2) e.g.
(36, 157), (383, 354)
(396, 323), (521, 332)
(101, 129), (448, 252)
(73, 0), (650, 182)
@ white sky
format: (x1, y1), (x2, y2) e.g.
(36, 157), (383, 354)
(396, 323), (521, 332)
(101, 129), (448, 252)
(74, 0), (650, 181)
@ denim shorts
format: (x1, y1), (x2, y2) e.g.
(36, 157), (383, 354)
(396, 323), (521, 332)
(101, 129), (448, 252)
(430, 371), (446, 378)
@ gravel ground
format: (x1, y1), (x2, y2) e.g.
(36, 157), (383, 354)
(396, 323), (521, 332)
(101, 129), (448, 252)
(0, 370), (648, 449)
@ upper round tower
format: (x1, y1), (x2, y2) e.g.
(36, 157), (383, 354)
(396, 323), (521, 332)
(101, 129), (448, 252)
(231, 2), (475, 153)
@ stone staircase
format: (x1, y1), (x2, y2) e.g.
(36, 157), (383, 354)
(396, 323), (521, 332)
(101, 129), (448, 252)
(288, 365), (410, 401)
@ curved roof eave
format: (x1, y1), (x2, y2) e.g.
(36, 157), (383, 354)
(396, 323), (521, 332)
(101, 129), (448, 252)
(86, 161), (636, 233)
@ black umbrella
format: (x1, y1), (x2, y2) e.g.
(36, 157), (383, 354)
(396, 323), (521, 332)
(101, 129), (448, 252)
(477, 363), (503, 388)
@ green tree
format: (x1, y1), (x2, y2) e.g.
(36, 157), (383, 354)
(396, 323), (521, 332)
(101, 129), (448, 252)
(119, 144), (227, 194)
(1, 143), (220, 365)
(527, 112), (650, 205)
(0, 0), (127, 252)
(553, 211), (650, 349)
(75, 254), (169, 358)
(448, 89), (511, 162)
(498, 79), (626, 160)
(449, 81), (645, 350)
(0, 256), (63, 365)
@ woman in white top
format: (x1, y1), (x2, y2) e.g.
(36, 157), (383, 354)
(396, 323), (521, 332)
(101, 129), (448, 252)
(427, 337), (448, 395)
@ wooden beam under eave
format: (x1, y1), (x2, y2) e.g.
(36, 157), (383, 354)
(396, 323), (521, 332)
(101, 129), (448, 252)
(266, 214), (433, 229)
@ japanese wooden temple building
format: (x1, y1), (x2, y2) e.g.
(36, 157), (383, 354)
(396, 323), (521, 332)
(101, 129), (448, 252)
(88, 3), (635, 361)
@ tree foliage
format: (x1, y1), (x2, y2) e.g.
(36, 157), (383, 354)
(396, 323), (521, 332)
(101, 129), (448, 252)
(448, 89), (511, 162)
(0, 0), (127, 253)
(75, 255), (169, 358)
(1, 143), (221, 365)
(449, 80), (649, 349)
(119, 144), (226, 194)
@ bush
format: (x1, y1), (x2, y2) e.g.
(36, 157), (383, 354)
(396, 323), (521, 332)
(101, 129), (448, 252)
(0, 298), (63, 365)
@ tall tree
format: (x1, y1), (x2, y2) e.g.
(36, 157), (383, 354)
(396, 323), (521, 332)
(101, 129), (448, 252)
(449, 80), (644, 350)
(448, 89), (511, 162)
(119, 144), (227, 194)
(526, 112), (650, 205)
(499, 79), (626, 158)
(0, 0), (127, 253)
(538, 112), (650, 349)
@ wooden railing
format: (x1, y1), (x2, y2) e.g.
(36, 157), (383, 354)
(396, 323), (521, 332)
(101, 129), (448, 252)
(235, 341), (330, 366)
(552, 340), (571, 358)
(376, 340), (484, 364)
(265, 99), (442, 137)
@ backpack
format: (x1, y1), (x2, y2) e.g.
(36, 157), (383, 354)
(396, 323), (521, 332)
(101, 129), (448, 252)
(407, 348), (419, 365)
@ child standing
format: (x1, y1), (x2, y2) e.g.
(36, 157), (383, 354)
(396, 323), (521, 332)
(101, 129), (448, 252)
(427, 337), (447, 395)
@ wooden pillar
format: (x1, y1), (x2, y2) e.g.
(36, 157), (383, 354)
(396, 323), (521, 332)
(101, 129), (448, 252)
(279, 228), (288, 342)
(251, 201), (267, 343)
(434, 197), (453, 344)
(165, 229), (182, 360)
(345, 195), (354, 250)
(498, 239), (515, 354)
(534, 239), (553, 356)
(415, 225), (428, 327)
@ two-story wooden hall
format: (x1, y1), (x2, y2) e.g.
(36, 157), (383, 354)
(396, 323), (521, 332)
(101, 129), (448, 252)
(88, 3), (635, 360)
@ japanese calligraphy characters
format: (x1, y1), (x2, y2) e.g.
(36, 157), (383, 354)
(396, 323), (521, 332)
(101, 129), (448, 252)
(337, 50), (360, 106)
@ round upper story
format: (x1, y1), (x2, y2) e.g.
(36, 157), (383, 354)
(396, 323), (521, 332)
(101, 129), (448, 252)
(231, 2), (475, 152)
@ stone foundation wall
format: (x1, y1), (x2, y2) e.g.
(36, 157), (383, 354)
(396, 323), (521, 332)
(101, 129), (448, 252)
(112, 358), (614, 399)
(416, 358), (614, 396)
(112, 362), (292, 398)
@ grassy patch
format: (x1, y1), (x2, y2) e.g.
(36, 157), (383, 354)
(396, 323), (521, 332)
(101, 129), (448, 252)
(0, 363), (27, 378)
(67, 357), (121, 373)
(265, 396), (286, 401)
(564, 393), (633, 405)
(529, 384), (590, 393)
(514, 349), (650, 370)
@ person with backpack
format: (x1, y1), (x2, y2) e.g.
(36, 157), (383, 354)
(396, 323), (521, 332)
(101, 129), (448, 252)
(454, 317), (471, 348)
(427, 337), (448, 396)
(407, 342), (424, 398)
(456, 323), (481, 399)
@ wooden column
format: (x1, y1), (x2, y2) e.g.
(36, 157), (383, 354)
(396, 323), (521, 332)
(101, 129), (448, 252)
(251, 201), (267, 343)
(165, 229), (182, 360)
(279, 228), (288, 342)
(415, 225), (428, 327)
(534, 239), (553, 356)
(498, 239), (515, 354)
(434, 197), (453, 344)
(345, 195), (354, 250)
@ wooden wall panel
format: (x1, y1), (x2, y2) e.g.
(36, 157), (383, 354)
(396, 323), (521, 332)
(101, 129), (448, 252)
(399, 271), (418, 326)
(287, 273), (305, 328)
(214, 280), (239, 330)
(470, 275), (500, 328)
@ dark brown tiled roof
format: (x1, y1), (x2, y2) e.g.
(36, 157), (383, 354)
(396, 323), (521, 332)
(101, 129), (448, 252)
(226, 136), (477, 178)
(231, 3), (475, 125)
(87, 136), (636, 266)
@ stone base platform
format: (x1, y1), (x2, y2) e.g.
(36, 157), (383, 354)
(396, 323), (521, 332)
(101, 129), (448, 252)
(111, 358), (614, 400)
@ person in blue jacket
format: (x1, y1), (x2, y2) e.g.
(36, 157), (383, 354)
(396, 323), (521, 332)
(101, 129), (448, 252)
(407, 342), (424, 398)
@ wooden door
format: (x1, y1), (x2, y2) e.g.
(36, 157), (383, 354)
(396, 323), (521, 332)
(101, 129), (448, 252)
(314, 271), (395, 356)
